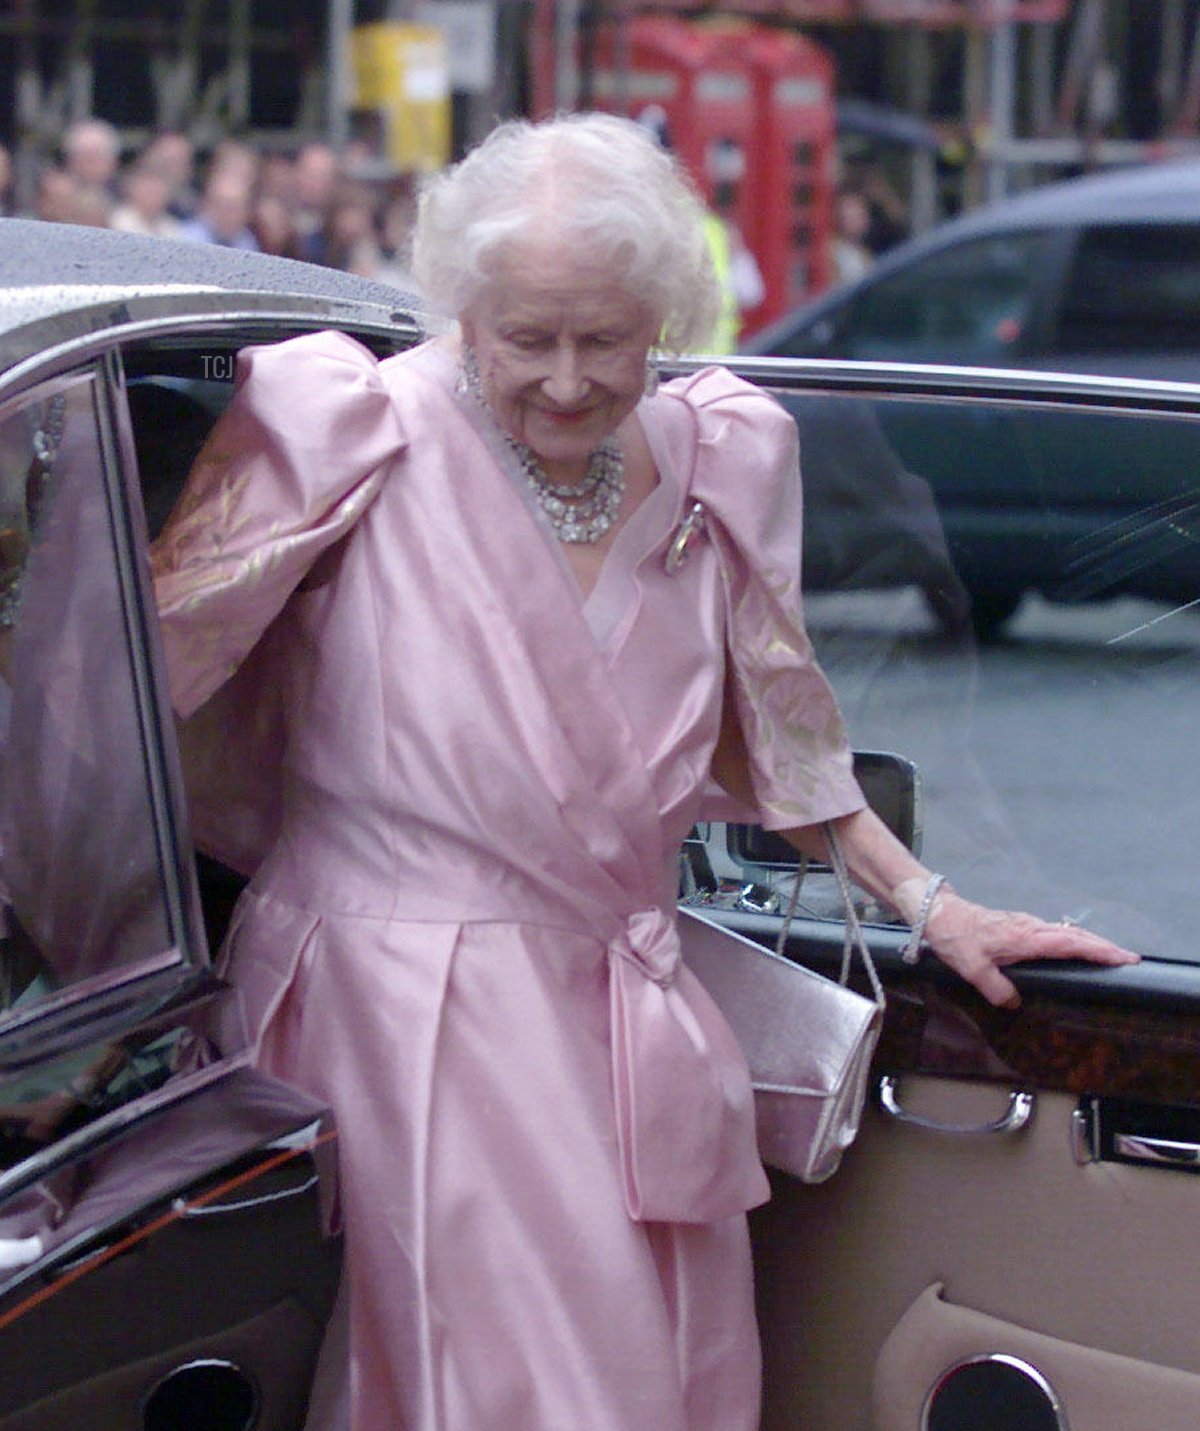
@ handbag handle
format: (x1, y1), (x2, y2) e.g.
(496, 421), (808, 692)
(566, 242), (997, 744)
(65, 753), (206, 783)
(773, 822), (885, 1009)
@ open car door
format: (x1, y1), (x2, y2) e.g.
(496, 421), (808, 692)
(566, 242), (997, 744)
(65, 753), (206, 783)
(0, 341), (349, 1430)
(681, 357), (1200, 1431)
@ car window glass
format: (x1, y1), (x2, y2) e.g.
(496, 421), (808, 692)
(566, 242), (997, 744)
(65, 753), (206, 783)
(0, 374), (171, 1022)
(1051, 224), (1200, 355)
(829, 231), (1053, 364)
(755, 381), (1199, 963)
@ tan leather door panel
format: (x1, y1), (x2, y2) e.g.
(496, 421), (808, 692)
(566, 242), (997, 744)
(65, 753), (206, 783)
(873, 1283), (1200, 1431)
(752, 1076), (1200, 1430)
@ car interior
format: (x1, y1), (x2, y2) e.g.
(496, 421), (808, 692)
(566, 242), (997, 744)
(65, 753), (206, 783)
(2, 317), (1200, 1431)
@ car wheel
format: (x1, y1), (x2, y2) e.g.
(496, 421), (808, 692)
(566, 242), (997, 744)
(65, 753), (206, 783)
(964, 585), (1024, 640)
(923, 580), (973, 640)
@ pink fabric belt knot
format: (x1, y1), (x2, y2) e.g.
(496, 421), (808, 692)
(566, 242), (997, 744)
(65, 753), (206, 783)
(611, 907), (680, 988)
(607, 908), (769, 1225)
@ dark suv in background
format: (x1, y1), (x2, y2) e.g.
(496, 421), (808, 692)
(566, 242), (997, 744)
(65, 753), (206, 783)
(749, 159), (1200, 380)
(746, 160), (1200, 635)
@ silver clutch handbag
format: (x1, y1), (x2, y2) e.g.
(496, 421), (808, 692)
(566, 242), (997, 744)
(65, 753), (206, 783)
(680, 822), (886, 1184)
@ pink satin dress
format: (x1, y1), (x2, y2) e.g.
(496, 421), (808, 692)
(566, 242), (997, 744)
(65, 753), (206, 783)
(151, 332), (864, 1431)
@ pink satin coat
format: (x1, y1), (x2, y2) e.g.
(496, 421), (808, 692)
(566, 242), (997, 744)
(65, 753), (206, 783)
(151, 332), (864, 1431)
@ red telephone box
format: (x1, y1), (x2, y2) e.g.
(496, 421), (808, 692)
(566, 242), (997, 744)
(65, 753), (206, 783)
(590, 14), (761, 260)
(741, 25), (837, 331)
(589, 14), (837, 344)
(717, 0), (854, 17)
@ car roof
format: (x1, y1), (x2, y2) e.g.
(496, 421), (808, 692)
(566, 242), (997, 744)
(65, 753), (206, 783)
(0, 218), (427, 377)
(744, 158), (1200, 355)
(931, 157), (1200, 237)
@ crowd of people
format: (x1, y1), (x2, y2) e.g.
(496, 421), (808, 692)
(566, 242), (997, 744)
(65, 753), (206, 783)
(831, 158), (911, 287)
(0, 118), (417, 291)
(0, 117), (917, 343)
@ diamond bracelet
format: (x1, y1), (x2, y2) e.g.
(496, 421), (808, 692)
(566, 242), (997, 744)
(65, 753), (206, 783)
(898, 872), (948, 965)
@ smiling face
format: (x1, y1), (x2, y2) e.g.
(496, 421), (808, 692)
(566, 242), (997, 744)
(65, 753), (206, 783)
(459, 239), (660, 485)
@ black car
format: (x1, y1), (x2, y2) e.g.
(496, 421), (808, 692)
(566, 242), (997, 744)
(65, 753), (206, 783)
(748, 158), (1200, 380)
(0, 220), (1198, 1431)
(746, 160), (1200, 636)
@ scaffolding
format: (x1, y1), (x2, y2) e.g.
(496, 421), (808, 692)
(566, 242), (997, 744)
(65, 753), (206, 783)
(2, 0), (331, 194)
(9, 1), (1200, 220)
(541, 0), (1200, 231)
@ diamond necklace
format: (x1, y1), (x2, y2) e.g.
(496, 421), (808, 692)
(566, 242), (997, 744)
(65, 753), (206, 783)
(460, 347), (626, 544)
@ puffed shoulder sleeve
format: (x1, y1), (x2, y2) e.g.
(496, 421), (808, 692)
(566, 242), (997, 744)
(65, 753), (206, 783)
(674, 367), (865, 830)
(151, 329), (405, 716)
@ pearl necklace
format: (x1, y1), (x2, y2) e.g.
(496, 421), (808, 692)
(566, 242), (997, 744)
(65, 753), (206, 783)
(460, 348), (626, 544)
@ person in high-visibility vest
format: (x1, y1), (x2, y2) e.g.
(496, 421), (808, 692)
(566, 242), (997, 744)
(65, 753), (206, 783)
(701, 210), (738, 352)
(700, 208), (766, 353)
(636, 106), (763, 353)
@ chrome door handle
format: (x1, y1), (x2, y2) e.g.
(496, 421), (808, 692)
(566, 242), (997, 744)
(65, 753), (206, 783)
(1113, 1133), (1200, 1168)
(878, 1075), (1035, 1137)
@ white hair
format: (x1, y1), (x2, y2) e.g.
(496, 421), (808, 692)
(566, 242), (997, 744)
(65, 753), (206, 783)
(410, 112), (722, 354)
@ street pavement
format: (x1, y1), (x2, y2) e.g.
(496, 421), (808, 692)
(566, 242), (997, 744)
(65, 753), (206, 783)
(804, 589), (1200, 961)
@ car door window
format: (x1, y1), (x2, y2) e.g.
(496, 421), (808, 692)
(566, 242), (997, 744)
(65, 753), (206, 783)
(736, 373), (1200, 966)
(1051, 223), (1200, 356)
(830, 230), (1055, 364)
(0, 371), (179, 1027)
(714, 367), (1200, 1431)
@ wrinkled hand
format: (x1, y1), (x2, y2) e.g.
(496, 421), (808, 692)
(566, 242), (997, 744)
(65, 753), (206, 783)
(922, 890), (1140, 1010)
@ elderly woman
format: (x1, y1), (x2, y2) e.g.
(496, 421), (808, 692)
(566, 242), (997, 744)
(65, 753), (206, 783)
(151, 114), (1136, 1431)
